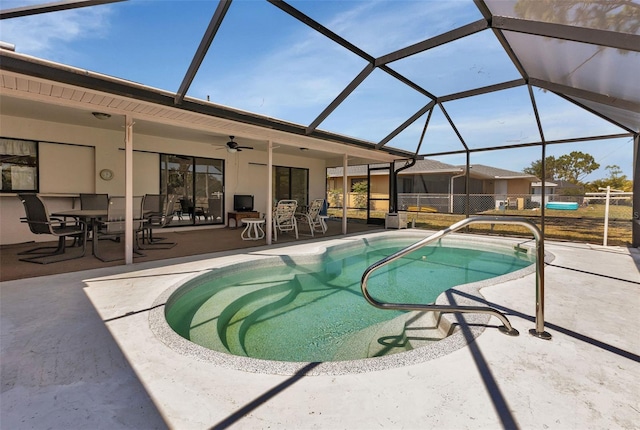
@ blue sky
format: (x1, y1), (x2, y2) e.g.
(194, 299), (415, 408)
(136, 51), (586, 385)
(0, 0), (633, 181)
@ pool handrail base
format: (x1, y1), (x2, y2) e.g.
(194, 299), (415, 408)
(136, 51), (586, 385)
(529, 329), (552, 340)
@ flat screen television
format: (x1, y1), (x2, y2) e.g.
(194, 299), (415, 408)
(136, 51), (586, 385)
(233, 194), (254, 212)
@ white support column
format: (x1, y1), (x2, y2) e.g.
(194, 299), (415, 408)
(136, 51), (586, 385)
(266, 140), (273, 245)
(603, 186), (611, 246)
(342, 153), (348, 235)
(124, 115), (134, 265)
(633, 134), (639, 248)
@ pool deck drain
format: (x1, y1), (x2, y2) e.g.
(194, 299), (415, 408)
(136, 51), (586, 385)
(1, 230), (639, 429)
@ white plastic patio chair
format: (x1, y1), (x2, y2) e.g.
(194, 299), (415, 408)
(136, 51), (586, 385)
(272, 199), (298, 241)
(295, 198), (325, 237)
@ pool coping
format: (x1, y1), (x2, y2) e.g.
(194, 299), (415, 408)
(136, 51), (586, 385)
(149, 230), (554, 376)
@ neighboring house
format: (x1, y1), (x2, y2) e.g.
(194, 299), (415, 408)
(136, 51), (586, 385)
(531, 180), (584, 205)
(327, 160), (538, 212)
(455, 164), (537, 196)
(548, 180), (584, 196)
(327, 159), (464, 199)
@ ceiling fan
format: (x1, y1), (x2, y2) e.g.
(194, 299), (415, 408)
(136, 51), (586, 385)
(225, 136), (253, 153)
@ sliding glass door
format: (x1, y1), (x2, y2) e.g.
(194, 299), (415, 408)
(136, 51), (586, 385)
(161, 154), (224, 226)
(195, 157), (224, 223)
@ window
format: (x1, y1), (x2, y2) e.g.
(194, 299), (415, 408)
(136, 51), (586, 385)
(273, 166), (308, 205)
(1, 138), (38, 192)
(350, 178), (366, 190)
(400, 177), (413, 193)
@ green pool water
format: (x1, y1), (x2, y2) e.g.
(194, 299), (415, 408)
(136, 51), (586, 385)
(165, 238), (532, 362)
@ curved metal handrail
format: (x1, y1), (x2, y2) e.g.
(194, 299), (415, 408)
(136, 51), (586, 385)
(361, 216), (552, 339)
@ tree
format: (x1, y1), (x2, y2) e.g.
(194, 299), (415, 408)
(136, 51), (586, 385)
(352, 181), (368, 209)
(328, 188), (343, 208)
(586, 165), (633, 192)
(524, 151), (599, 184)
(523, 156), (557, 180)
(555, 151), (600, 183)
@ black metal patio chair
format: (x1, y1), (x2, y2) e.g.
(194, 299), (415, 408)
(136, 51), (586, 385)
(80, 193), (109, 210)
(94, 196), (146, 262)
(140, 194), (177, 249)
(17, 194), (87, 264)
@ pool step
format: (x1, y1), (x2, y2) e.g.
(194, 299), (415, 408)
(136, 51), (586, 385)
(331, 318), (407, 361)
(331, 310), (454, 360)
(404, 311), (454, 349)
(365, 311), (452, 357)
(189, 277), (295, 354)
(365, 313), (413, 358)
(223, 285), (298, 357)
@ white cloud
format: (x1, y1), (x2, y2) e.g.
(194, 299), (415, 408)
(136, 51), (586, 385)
(0, 2), (113, 60)
(325, 1), (476, 56)
(194, 1), (479, 124)
(195, 22), (366, 123)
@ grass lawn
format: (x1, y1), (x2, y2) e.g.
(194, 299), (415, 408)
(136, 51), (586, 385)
(328, 206), (633, 247)
(484, 204), (632, 220)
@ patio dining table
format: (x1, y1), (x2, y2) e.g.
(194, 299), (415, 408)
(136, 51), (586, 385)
(51, 209), (106, 257)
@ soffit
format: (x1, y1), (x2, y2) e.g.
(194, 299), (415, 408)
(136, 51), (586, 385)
(0, 67), (405, 165)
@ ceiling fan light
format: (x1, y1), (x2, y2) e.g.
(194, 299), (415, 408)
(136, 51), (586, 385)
(227, 147), (237, 154)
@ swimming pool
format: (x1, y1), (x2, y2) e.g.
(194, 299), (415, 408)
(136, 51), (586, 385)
(157, 232), (536, 373)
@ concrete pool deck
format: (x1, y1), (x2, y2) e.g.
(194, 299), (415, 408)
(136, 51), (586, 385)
(1, 230), (639, 429)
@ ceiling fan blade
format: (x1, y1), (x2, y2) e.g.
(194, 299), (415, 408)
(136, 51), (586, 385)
(238, 146), (253, 150)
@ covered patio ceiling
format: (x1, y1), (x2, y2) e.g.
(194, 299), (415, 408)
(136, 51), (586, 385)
(1, 0), (637, 165)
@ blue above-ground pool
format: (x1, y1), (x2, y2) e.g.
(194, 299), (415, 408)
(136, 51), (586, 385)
(546, 201), (579, 210)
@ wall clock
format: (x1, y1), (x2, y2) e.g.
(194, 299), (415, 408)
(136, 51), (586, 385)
(99, 169), (114, 181)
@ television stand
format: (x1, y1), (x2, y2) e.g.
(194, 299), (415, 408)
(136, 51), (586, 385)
(227, 211), (260, 229)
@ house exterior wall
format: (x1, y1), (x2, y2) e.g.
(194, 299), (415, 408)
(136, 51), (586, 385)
(495, 180), (508, 196)
(483, 180), (495, 194)
(398, 173), (451, 193)
(326, 171), (392, 211)
(507, 178), (534, 194)
(327, 174), (388, 193)
(452, 176), (483, 194)
(0, 114), (326, 245)
(369, 175), (388, 194)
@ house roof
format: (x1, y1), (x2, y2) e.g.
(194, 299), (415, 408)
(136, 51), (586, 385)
(327, 159), (461, 177)
(0, 1), (637, 164)
(401, 159), (464, 174)
(327, 165), (385, 177)
(532, 180), (585, 189)
(327, 159), (534, 179)
(458, 164), (538, 180)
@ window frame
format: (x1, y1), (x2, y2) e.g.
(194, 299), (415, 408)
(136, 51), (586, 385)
(273, 165), (309, 206)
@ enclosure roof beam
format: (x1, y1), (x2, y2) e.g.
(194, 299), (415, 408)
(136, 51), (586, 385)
(0, 0), (125, 20)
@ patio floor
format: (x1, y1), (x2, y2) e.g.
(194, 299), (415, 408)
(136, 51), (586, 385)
(0, 219), (379, 282)
(1, 228), (639, 429)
